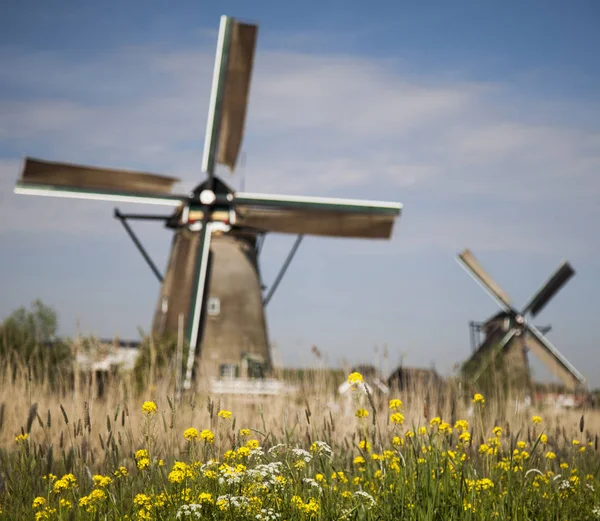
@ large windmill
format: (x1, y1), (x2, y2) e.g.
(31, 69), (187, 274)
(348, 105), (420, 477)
(13, 15), (403, 391)
(456, 249), (586, 392)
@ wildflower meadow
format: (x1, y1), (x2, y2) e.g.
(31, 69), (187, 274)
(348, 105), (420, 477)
(1, 369), (600, 520)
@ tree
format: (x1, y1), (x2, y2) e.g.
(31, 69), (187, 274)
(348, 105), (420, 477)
(0, 299), (73, 381)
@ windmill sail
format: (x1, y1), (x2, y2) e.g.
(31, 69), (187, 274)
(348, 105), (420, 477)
(233, 192), (402, 239)
(15, 158), (185, 206)
(521, 262), (575, 317)
(216, 20), (258, 171)
(202, 17), (258, 176)
(19, 157), (180, 193)
(525, 325), (586, 390)
(457, 249), (512, 312)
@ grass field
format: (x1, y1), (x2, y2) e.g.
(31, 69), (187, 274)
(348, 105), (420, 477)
(1, 361), (600, 520)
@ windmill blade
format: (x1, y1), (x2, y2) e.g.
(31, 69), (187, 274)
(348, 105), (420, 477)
(19, 157), (180, 193)
(470, 327), (519, 384)
(521, 261), (575, 317)
(202, 16), (258, 177)
(216, 19), (258, 171)
(233, 192), (402, 239)
(15, 158), (186, 206)
(525, 324), (586, 390)
(182, 220), (214, 390)
(457, 249), (512, 313)
(15, 183), (187, 207)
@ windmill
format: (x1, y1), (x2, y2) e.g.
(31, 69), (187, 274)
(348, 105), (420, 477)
(456, 248), (586, 393)
(13, 15), (403, 391)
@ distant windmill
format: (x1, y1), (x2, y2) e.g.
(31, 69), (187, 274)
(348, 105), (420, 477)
(14, 15), (403, 391)
(456, 249), (586, 392)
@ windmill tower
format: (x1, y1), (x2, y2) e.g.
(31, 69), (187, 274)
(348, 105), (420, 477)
(13, 16), (403, 391)
(456, 249), (586, 394)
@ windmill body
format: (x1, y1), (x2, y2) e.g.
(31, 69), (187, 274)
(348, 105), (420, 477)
(153, 225), (271, 381)
(13, 15), (403, 391)
(463, 311), (532, 390)
(457, 249), (586, 393)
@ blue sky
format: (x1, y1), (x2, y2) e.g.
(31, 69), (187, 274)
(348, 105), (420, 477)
(1, 1), (599, 387)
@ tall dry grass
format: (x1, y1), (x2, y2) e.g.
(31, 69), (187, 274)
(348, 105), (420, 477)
(1, 352), (597, 461)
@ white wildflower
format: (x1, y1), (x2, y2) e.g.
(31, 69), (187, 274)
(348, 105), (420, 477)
(176, 504), (204, 519)
(255, 508), (281, 521)
(354, 490), (376, 508)
(217, 495), (250, 509)
(311, 441), (333, 456)
(268, 444), (287, 457)
(302, 478), (323, 493)
(291, 448), (312, 463)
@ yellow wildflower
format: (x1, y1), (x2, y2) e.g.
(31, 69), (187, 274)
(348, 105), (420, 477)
(141, 401), (157, 415)
(459, 432), (471, 443)
(355, 408), (369, 418)
(200, 429), (215, 443)
(218, 410), (232, 420)
(348, 372), (364, 385)
(246, 439), (260, 449)
(53, 474), (77, 494)
(114, 466), (128, 478)
(79, 489), (106, 513)
(353, 456), (366, 465)
(135, 449), (148, 460)
(389, 398), (403, 410)
(239, 428), (251, 437)
(439, 422), (452, 434)
(92, 475), (112, 488)
(15, 433), (29, 444)
(32, 497), (46, 509)
(532, 415), (543, 424)
(183, 427), (199, 441)
(198, 492), (213, 504)
(390, 413), (404, 425)
(455, 420), (469, 432)
(237, 446), (251, 458)
(472, 393), (485, 404)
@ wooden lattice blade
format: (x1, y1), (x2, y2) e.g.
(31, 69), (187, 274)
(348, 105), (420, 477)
(19, 157), (180, 194)
(233, 192), (402, 239)
(525, 325), (586, 390)
(216, 19), (258, 172)
(522, 261), (575, 317)
(457, 249), (512, 312)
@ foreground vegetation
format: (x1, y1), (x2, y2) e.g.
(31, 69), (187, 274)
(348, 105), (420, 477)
(1, 371), (600, 520)
(1, 301), (600, 519)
